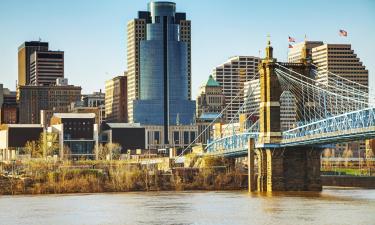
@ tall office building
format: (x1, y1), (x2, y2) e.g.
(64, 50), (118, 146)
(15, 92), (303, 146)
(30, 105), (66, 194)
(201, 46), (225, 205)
(312, 44), (368, 90)
(127, 14), (147, 123)
(131, 1), (195, 145)
(312, 43), (369, 156)
(127, 1), (192, 122)
(105, 75), (127, 123)
(18, 41), (49, 86)
(288, 42), (369, 156)
(178, 15), (192, 99)
(288, 41), (324, 63)
(212, 56), (260, 123)
(30, 51), (64, 86)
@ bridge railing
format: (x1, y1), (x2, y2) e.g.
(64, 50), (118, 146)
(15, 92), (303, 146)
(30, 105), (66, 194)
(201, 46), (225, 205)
(282, 107), (375, 145)
(205, 132), (258, 156)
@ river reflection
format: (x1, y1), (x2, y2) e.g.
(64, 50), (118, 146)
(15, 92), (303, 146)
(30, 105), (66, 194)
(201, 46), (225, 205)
(0, 188), (374, 225)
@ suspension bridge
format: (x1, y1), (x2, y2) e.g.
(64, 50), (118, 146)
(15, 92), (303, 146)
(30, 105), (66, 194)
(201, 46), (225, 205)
(186, 40), (374, 192)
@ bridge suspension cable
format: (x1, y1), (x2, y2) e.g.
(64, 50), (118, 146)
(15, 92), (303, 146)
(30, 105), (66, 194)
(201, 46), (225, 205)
(174, 72), (259, 162)
(275, 63), (370, 126)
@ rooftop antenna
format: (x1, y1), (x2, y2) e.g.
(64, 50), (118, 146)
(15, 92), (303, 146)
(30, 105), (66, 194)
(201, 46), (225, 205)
(38, 37), (42, 42)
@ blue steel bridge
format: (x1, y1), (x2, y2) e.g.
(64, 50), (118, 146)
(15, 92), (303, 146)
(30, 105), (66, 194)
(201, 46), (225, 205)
(204, 59), (374, 158)
(189, 41), (374, 191)
(206, 107), (375, 158)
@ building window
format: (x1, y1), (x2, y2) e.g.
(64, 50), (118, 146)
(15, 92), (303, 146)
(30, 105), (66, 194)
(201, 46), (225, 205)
(184, 131), (189, 145)
(190, 132), (196, 143)
(154, 131), (160, 144)
(173, 131), (179, 144)
(155, 16), (160, 23)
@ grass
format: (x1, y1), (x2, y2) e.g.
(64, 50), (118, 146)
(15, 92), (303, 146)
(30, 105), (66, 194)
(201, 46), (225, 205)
(0, 156), (246, 195)
(321, 167), (374, 176)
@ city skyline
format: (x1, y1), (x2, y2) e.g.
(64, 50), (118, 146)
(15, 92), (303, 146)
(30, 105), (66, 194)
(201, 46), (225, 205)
(0, 0), (374, 98)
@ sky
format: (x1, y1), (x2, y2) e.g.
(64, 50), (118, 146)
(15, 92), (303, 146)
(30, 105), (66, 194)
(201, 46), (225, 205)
(0, 0), (374, 98)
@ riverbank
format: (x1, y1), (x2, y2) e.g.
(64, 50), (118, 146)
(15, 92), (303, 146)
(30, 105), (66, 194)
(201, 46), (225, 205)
(322, 175), (375, 188)
(0, 158), (247, 195)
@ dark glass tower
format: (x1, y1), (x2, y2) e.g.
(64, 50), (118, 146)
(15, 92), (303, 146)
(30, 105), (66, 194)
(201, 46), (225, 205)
(133, 1), (195, 144)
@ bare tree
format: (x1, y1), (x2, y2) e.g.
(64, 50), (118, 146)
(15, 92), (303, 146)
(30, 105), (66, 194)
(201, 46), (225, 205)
(24, 140), (42, 158)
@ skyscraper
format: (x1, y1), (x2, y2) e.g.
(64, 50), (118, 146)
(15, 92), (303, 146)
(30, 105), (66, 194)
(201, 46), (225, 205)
(311, 43), (369, 156)
(30, 51), (64, 86)
(127, 14), (147, 123)
(18, 41), (49, 86)
(312, 43), (368, 90)
(127, 1), (192, 123)
(212, 56), (260, 123)
(288, 41), (369, 156)
(131, 1), (195, 144)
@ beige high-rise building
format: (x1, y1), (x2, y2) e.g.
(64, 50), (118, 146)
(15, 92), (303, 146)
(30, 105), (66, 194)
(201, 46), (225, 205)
(289, 42), (369, 156)
(127, 18), (147, 123)
(18, 41), (49, 86)
(212, 56), (260, 123)
(179, 19), (192, 99)
(312, 44), (368, 91)
(105, 74), (127, 123)
(312, 43), (369, 156)
(288, 41), (323, 63)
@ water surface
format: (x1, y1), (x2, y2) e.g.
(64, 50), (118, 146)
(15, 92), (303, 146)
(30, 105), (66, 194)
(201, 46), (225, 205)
(0, 188), (374, 225)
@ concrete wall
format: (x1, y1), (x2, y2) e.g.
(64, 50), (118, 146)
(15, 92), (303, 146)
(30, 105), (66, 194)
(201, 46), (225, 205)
(0, 130), (8, 149)
(322, 175), (375, 188)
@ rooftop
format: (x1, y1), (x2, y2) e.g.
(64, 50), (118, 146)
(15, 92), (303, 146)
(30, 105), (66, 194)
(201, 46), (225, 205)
(0, 124), (43, 130)
(205, 75), (221, 87)
(199, 112), (222, 121)
(53, 113), (96, 119)
(105, 123), (142, 128)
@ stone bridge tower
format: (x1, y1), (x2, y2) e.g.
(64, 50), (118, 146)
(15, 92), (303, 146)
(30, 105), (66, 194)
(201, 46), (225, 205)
(255, 40), (322, 192)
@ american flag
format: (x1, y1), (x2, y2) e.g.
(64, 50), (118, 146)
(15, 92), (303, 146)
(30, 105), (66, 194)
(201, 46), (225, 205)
(288, 36), (296, 42)
(288, 44), (293, 49)
(339, 29), (348, 37)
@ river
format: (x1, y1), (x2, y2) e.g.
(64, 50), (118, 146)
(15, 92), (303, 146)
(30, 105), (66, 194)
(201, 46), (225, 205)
(0, 188), (374, 225)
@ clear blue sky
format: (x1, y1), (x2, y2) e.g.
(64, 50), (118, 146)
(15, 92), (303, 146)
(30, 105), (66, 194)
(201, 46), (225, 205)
(0, 0), (374, 98)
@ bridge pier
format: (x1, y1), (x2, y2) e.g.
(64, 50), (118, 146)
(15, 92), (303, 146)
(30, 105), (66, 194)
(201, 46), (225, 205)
(257, 149), (268, 192)
(266, 149), (285, 191)
(256, 147), (322, 192)
(248, 139), (256, 192)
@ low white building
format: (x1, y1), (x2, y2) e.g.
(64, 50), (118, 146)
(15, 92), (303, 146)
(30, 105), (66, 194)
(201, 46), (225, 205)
(0, 124), (43, 162)
(48, 113), (98, 160)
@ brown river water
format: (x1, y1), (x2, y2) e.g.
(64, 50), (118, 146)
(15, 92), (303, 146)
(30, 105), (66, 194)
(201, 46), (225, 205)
(0, 187), (374, 225)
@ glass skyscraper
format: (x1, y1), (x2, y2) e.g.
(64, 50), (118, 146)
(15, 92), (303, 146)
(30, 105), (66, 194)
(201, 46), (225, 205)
(133, 1), (195, 144)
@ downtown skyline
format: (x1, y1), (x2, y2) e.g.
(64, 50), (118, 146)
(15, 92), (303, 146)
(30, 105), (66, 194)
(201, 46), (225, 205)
(0, 0), (374, 97)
